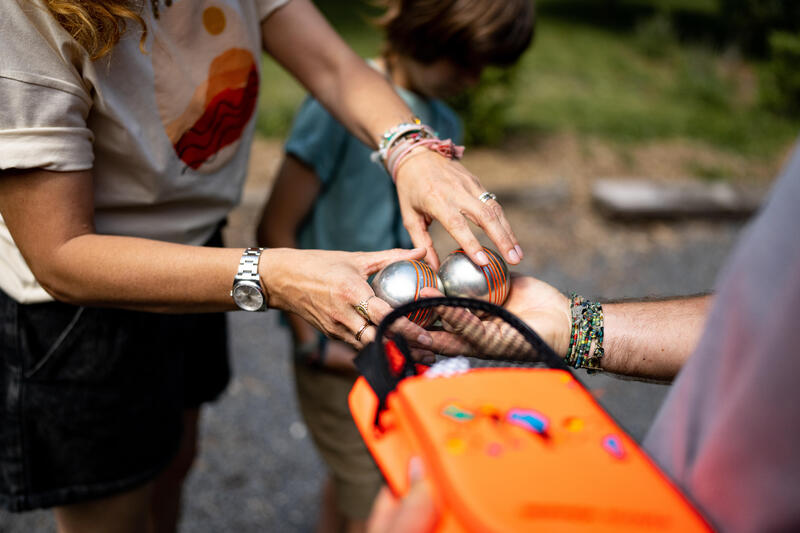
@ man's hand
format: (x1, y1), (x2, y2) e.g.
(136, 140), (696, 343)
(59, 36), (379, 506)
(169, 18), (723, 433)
(422, 275), (571, 361)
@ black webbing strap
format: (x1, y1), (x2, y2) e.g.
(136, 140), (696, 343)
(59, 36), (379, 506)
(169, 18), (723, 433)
(353, 296), (569, 425)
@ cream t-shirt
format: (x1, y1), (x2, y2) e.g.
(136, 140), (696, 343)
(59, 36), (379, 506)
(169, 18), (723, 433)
(0, 0), (289, 303)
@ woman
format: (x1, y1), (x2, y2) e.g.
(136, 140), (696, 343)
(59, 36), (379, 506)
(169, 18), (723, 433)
(0, 0), (521, 531)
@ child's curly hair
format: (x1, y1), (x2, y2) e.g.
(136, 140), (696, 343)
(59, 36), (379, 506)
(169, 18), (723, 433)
(376, 0), (535, 68)
(42, 0), (147, 60)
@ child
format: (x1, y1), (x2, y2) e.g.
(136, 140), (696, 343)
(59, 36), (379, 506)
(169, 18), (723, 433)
(258, 1), (535, 530)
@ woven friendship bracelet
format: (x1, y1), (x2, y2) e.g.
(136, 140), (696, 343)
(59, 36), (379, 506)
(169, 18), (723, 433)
(565, 292), (605, 370)
(370, 119), (435, 164)
(387, 136), (465, 182)
(371, 120), (465, 181)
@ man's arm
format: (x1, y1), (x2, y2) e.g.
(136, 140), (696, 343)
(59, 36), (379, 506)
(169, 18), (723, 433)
(423, 277), (712, 381)
(601, 296), (712, 379)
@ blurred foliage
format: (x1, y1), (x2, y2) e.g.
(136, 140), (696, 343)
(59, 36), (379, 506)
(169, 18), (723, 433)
(674, 47), (731, 110)
(256, 0), (800, 159)
(719, 0), (800, 56)
(633, 10), (679, 58)
(446, 67), (520, 146)
(760, 31), (800, 117)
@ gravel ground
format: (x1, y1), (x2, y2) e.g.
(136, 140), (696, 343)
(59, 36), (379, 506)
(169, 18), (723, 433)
(0, 137), (756, 532)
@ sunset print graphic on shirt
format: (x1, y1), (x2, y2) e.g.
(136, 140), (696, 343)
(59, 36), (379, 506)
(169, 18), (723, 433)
(153, 2), (259, 173)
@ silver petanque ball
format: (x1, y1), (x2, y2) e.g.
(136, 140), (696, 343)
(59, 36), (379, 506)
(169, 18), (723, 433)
(438, 247), (510, 305)
(370, 259), (443, 327)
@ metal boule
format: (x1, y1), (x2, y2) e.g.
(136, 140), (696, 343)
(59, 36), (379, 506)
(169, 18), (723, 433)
(370, 259), (443, 327)
(438, 247), (510, 305)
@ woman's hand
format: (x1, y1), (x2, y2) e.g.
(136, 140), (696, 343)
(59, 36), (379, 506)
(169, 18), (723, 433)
(395, 151), (522, 270)
(421, 275), (571, 360)
(260, 247), (434, 349)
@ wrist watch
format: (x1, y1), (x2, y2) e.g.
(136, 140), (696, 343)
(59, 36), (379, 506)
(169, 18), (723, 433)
(231, 247), (268, 312)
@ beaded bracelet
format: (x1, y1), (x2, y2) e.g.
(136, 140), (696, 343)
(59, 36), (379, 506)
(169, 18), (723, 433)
(371, 119), (435, 164)
(565, 292), (605, 370)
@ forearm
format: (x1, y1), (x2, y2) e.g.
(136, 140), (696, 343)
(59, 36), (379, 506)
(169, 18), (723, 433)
(599, 295), (712, 380)
(261, 0), (411, 149)
(312, 56), (411, 149)
(36, 233), (242, 312)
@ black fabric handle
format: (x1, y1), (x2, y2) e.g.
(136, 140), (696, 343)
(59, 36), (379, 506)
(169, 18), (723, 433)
(354, 296), (569, 424)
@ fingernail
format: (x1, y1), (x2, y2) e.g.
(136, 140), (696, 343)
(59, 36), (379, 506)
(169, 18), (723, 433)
(507, 248), (520, 264)
(418, 334), (433, 346)
(475, 251), (489, 265)
(515, 245), (524, 259)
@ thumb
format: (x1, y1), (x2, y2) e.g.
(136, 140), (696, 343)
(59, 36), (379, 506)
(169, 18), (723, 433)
(367, 458), (438, 533)
(360, 247), (427, 276)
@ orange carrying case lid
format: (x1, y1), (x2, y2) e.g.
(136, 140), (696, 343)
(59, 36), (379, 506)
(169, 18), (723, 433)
(350, 368), (711, 532)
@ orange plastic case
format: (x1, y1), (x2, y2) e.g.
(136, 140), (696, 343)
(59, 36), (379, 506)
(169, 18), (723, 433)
(349, 368), (711, 532)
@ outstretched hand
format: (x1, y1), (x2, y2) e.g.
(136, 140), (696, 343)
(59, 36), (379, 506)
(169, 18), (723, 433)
(394, 151), (522, 270)
(421, 275), (571, 361)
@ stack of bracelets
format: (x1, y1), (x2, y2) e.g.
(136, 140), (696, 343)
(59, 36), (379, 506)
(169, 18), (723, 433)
(566, 292), (605, 370)
(372, 118), (465, 181)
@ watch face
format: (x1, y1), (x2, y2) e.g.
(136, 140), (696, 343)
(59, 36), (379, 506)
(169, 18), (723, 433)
(233, 282), (264, 311)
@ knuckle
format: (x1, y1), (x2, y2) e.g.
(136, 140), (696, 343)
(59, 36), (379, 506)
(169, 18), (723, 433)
(444, 213), (467, 230)
(477, 204), (496, 223)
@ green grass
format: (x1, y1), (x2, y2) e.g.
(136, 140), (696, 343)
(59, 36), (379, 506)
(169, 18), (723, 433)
(256, 1), (799, 159)
(507, 19), (798, 156)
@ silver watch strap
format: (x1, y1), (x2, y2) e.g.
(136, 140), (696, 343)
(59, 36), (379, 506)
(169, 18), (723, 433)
(235, 247), (264, 283)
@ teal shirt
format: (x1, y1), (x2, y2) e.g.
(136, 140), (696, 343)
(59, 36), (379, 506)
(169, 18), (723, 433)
(285, 80), (463, 253)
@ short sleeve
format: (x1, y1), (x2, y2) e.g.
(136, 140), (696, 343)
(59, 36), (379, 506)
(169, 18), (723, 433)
(0, 1), (94, 171)
(256, 0), (292, 21)
(284, 96), (349, 184)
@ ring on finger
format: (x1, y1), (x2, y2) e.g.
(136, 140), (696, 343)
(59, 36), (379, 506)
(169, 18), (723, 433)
(355, 321), (370, 342)
(354, 297), (373, 322)
(478, 191), (497, 204)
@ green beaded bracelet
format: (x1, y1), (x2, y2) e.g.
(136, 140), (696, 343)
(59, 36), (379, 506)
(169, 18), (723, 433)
(565, 292), (604, 371)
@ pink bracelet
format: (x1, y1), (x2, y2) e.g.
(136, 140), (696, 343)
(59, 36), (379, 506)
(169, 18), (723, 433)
(388, 138), (465, 182)
(371, 121), (435, 164)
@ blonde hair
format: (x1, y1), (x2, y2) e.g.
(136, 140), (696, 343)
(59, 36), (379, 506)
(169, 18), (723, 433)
(43, 0), (148, 60)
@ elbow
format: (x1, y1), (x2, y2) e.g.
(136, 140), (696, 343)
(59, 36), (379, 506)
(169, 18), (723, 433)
(30, 261), (93, 307)
(36, 274), (86, 307)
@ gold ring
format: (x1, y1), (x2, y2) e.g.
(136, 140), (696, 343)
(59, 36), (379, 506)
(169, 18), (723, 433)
(355, 321), (370, 342)
(354, 297), (373, 322)
(478, 191), (497, 204)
